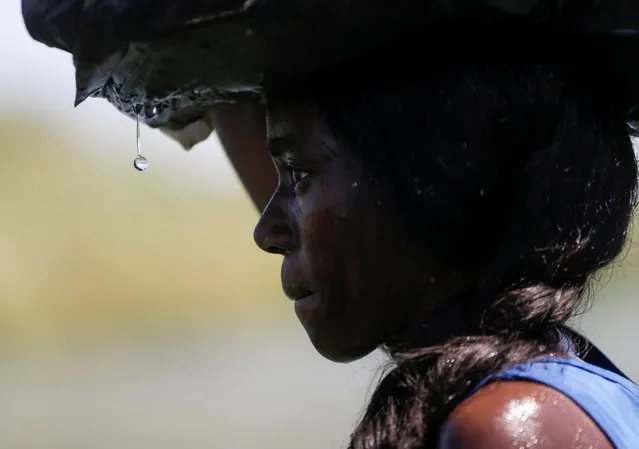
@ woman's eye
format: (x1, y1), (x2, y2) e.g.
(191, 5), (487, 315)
(290, 167), (310, 186)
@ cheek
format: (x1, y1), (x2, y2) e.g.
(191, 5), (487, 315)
(299, 182), (392, 303)
(293, 172), (431, 356)
(298, 190), (392, 355)
(298, 193), (352, 287)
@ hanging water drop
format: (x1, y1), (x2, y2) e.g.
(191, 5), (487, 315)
(133, 155), (149, 172)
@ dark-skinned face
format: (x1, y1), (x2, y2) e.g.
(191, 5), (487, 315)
(254, 97), (456, 363)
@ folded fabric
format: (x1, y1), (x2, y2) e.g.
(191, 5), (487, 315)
(22, 0), (639, 149)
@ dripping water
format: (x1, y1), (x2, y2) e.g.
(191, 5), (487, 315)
(133, 104), (149, 172)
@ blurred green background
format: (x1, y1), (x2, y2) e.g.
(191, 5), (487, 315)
(1, 3), (638, 449)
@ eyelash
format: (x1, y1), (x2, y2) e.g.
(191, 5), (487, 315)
(286, 165), (310, 188)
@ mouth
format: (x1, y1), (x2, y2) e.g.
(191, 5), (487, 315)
(281, 258), (314, 302)
(292, 291), (323, 323)
(291, 290), (314, 302)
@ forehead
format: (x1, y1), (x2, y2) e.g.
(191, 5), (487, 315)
(265, 94), (318, 140)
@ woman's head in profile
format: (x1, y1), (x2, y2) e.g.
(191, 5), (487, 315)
(18, 2), (639, 447)
(254, 59), (637, 446)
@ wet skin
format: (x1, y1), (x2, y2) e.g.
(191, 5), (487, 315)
(440, 381), (613, 449)
(247, 100), (614, 448)
(253, 98), (458, 363)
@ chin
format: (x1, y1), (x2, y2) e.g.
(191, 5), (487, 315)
(308, 335), (377, 364)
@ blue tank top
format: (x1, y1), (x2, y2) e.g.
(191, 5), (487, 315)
(470, 357), (639, 448)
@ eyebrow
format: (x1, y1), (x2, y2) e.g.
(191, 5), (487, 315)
(267, 135), (300, 157)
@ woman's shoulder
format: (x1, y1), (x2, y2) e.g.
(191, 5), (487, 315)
(438, 358), (639, 449)
(438, 379), (613, 449)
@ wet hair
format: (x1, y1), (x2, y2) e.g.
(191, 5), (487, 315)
(267, 37), (638, 448)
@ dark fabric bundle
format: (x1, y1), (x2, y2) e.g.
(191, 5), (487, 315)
(21, 0), (639, 147)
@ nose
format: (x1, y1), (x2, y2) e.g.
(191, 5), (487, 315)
(253, 191), (297, 255)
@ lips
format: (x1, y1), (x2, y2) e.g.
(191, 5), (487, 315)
(292, 290), (314, 301)
(282, 283), (314, 301)
(281, 259), (313, 301)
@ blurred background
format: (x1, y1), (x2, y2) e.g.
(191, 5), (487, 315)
(1, 2), (638, 449)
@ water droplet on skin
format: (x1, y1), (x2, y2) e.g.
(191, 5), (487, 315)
(133, 156), (149, 172)
(503, 398), (540, 447)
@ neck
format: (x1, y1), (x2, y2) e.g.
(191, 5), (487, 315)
(385, 295), (476, 358)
